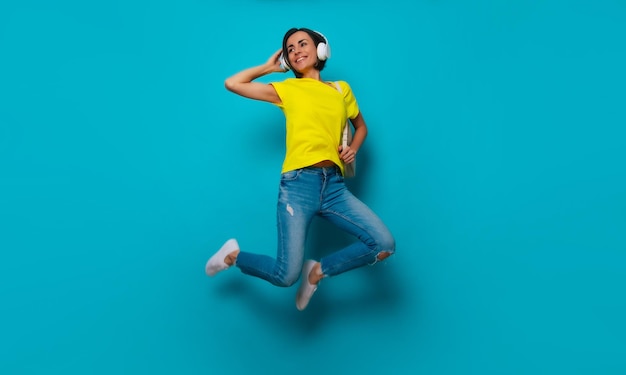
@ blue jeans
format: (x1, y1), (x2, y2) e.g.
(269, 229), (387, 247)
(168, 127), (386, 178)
(235, 166), (395, 287)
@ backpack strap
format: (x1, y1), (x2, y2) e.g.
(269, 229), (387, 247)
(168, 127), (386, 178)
(333, 82), (350, 147)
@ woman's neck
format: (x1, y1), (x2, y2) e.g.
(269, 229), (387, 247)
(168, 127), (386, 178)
(299, 69), (321, 81)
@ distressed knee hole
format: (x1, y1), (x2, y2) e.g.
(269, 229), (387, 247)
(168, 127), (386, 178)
(376, 251), (392, 261)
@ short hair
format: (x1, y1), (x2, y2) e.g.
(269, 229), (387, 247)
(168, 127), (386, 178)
(282, 28), (328, 78)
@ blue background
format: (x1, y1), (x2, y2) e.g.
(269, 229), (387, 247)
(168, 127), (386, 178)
(1, 0), (625, 374)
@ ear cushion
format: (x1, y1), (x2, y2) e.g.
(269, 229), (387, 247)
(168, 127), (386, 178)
(313, 30), (331, 61)
(317, 42), (330, 61)
(279, 53), (290, 71)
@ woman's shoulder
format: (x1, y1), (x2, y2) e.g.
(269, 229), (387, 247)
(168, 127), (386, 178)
(332, 80), (355, 94)
(272, 77), (297, 85)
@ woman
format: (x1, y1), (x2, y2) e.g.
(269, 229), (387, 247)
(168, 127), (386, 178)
(206, 28), (395, 311)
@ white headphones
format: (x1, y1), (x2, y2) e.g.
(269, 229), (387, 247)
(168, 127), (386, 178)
(280, 30), (331, 71)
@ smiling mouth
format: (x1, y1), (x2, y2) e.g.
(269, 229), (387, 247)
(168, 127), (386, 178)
(295, 56), (307, 63)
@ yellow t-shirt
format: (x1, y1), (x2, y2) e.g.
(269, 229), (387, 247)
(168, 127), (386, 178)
(271, 78), (360, 174)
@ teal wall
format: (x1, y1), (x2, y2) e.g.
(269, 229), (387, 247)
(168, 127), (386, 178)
(1, 0), (625, 374)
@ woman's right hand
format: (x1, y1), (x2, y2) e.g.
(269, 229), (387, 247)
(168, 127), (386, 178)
(267, 48), (286, 73)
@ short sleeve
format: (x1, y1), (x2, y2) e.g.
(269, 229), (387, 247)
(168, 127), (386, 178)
(337, 81), (360, 119)
(269, 81), (286, 109)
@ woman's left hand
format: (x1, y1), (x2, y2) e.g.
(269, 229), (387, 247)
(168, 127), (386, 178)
(339, 145), (356, 164)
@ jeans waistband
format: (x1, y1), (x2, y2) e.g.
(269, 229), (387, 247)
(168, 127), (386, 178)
(302, 165), (341, 174)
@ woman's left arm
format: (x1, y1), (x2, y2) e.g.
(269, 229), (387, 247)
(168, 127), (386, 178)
(339, 112), (368, 164)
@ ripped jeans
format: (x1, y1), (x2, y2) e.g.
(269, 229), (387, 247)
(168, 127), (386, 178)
(235, 166), (395, 287)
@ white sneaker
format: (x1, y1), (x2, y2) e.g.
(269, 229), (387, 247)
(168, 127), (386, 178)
(296, 260), (319, 311)
(205, 239), (239, 276)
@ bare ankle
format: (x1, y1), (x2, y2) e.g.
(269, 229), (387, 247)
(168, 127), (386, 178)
(308, 262), (324, 284)
(225, 250), (240, 266)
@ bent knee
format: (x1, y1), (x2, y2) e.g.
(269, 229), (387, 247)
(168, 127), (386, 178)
(375, 236), (395, 261)
(272, 272), (299, 287)
(379, 236), (396, 254)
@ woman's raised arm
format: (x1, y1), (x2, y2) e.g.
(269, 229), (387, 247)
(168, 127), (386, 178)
(224, 49), (284, 104)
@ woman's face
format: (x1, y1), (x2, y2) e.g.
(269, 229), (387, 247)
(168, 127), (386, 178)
(285, 31), (318, 72)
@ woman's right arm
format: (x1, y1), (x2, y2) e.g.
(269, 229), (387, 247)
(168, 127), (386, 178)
(224, 49), (284, 104)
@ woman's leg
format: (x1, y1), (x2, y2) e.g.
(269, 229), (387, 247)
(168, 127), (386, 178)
(317, 173), (396, 277)
(235, 169), (321, 286)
